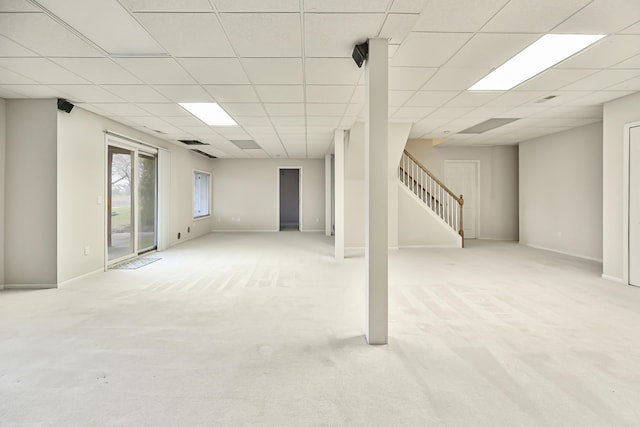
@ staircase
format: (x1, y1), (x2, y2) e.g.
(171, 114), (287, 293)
(398, 150), (465, 246)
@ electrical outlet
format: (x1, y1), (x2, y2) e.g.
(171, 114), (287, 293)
(178, 232), (181, 239)
(84, 246), (90, 256)
(188, 226), (191, 233)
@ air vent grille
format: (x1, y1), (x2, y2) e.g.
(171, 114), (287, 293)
(459, 118), (519, 134)
(178, 139), (207, 146)
(231, 139), (261, 149)
(191, 149), (216, 159)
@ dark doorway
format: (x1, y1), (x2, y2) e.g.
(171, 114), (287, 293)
(279, 168), (300, 230)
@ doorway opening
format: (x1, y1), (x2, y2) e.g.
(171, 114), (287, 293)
(624, 123), (640, 287)
(279, 167), (301, 231)
(444, 160), (480, 239)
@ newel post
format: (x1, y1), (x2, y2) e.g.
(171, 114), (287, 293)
(459, 195), (464, 248)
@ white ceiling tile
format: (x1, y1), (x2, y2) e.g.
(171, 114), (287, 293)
(0, 0), (40, 12)
(214, 127), (251, 139)
(103, 85), (169, 102)
(306, 103), (346, 116)
(0, 13), (100, 56)
(344, 103), (363, 116)
(265, 103), (305, 116)
(305, 58), (363, 85)
(119, 0), (213, 12)
(613, 53), (640, 69)
(557, 35), (640, 69)
(243, 126), (278, 138)
(1, 84), (59, 98)
(485, 91), (548, 107)
(89, 103), (152, 116)
(179, 126), (221, 138)
(421, 68), (490, 91)
(234, 116), (273, 126)
(114, 58), (195, 84)
(495, 105), (549, 118)
(349, 86), (365, 103)
(131, 117), (182, 134)
(404, 91), (460, 107)
(0, 58), (89, 84)
(212, 0), (299, 12)
(76, 103), (112, 117)
(560, 69), (640, 91)
(392, 107), (434, 120)
(204, 85), (259, 102)
(390, 0), (429, 13)
(137, 103), (191, 116)
(305, 0), (390, 12)
(0, 34), (37, 56)
(414, 0), (508, 32)
(306, 85), (354, 103)
(446, 33), (540, 69)
(152, 85), (214, 102)
(554, 0), (640, 33)
(270, 116), (306, 126)
(392, 32), (472, 67)
(340, 116), (358, 129)
(389, 67), (436, 90)
(444, 91), (503, 107)
(0, 85), (23, 98)
(134, 13), (234, 57)
(242, 58), (302, 84)
(306, 116), (341, 127)
(425, 107), (474, 119)
(50, 85), (124, 103)
(622, 20), (640, 34)
(218, 103), (265, 116)
(219, 13), (301, 57)
(513, 69), (598, 91)
(51, 58), (141, 84)
(178, 58), (249, 84)
(0, 66), (37, 84)
(305, 13), (384, 57)
(380, 14), (419, 45)
(255, 85), (304, 102)
(481, 0), (591, 33)
(606, 75), (640, 90)
(566, 90), (635, 105)
(530, 105), (603, 119)
(389, 90), (415, 106)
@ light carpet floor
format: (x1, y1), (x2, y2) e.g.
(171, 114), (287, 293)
(1, 232), (639, 426)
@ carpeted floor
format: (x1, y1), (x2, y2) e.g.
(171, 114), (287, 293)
(0, 232), (639, 426)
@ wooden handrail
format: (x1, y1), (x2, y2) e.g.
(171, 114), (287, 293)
(403, 150), (462, 204)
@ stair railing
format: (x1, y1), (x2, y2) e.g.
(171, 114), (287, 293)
(399, 150), (465, 245)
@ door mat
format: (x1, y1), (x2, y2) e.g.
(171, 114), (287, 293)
(112, 257), (160, 270)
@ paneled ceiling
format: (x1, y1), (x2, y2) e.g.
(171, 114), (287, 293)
(1, 0), (640, 158)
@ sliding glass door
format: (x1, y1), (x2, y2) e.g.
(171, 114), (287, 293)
(107, 138), (157, 264)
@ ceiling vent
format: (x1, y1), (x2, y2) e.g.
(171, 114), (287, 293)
(459, 118), (519, 134)
(535, 95), (558, 103)
(191, 149), (216, 159)
(178, 139), (207, 146)
(231, 140), (261, 149)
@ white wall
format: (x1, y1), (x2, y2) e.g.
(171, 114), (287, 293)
(0, 98), (5, 288)
(404, 140), (519, 241)
(5, 99), (58, 287)
(603, 92), (640, 280)
(57, 106), (214, 283)
(519, 123), (603, 261)
(210, 158), (325, 232)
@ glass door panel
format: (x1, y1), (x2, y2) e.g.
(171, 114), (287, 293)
(138, 153), (157, 252)
(108, 146), (134, 261)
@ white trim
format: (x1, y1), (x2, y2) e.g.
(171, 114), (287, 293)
(444, 159), (480, 239)
(58, 268), (103, 288)
(104, 130), (158, 154)
(601, 274), (625, 284)
(399, 244), (461, 249)
(622, 121), (640, 286)
(4, 283), (56, 290)
(277, 166), (303, 231)
(300, 229), (324, 233)
(519, 242), (603, 263)
(193, 168), (212, 220)
(211, 229), (278, 233)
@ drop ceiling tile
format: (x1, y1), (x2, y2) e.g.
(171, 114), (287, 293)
(0, 0), (40, 12)
(242, 58), (302, 84)
(134, 13), (234, 57)
(485, 91), (548, 107)
(90, 103), (152, 116)
(390, 0), (428, 13)
(307, 104), (346, 116)
(77, 103), (112, 117)
(0, 34), (37, 56)
(177, 58), (249, 85)
(392, 107), (435, 120)
(305, 0), (390, 12)
(218, 103), (265, 116)
(622, 20), (640, 34)
(530, 105), (603, 119)
(180, 126), (221, 138)
(414, 0), (508, 32)
(0, 58), (89, 84)
(131, 117), (182, 134)
(481, 0), (591, 33)
(51, 58), (141, 84)
(561, 69), (640, 91)
(244, 126), (278, 137)
(161, 115), (211, 127)
(389, 67), (436, 90)
(445, 91), (503, 107)
(265, 103), (305, 116)
(103, 85), (169, 102)
(425, 107), (474, 119)
(379, 14), (419, 45)
(554, 0), (640, 33)
(120, 0), (213, 11)
(421, 68), (490, 91)
(0, 13), (100, 56)
(204, 85), (259, 103)
(234, 116), (273, 126)
(557, 35), (640, 69)
(214, 127), (252, 139)
(305, 58), (363, 85)
(213, 0), (299, 12)
(152, 85), (214, 102)
(0, 85), (23, 98)
(270, 116), (306, 126)
(514, 69), (598, 91)
(446, 33), (540, 69)
(114, 58), (195, 84)
(255, 85), (304, 102)
(0, 66), (37, 84)
(305, 13), (385, 57)
(389, 90), (415, 106)
(1, 84), (60, 98)
(344, 103), (363, 116)
(607, 75), (640, 90)
(392, 33), (472, 67)
(137, 103), (191, 116)
(349, 86), (365, 103)
(219, 13), (301, 57)
(405, 91), (460, 107)
(306, 85), (354, 103)
(49, 85), (124, 103)
(613, 53), (640, 69)
(566, 90), (634, 105)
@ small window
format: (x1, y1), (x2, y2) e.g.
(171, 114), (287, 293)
(193, 171), (211, 219)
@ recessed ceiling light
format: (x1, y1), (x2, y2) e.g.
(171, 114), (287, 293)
(468, 34), (605, 91)
(179, 103), (238, 126)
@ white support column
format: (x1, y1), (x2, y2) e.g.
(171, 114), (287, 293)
(325, 153), (332, 236)
(365, 38), (388, 345)
(334, 130), (345, 260)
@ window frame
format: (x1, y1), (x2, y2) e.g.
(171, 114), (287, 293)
(193, 169), (212, 220)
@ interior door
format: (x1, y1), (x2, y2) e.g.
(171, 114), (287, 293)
(630, 126), (640, 287)
(108, 146), (134, 261)
(445, 161), (479, 239)
(279, 168), (300, 230)
(138, 153), (157, 253)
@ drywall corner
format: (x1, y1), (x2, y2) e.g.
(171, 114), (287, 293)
(0, 98), (5, 289)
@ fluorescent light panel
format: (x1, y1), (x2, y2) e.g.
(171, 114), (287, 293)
(469, 34), (605, 91)
(180, 103), (238, 126)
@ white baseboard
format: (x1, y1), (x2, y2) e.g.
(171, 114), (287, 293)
(300, 229), (324, 233)
(519, 242), (603, 263)
(58, 268), (104, 288)
(211, 229), (278, 233)
(601, 274), (625, 284)
(3, 283), (57, 290)
(399, 244), (461, 249)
